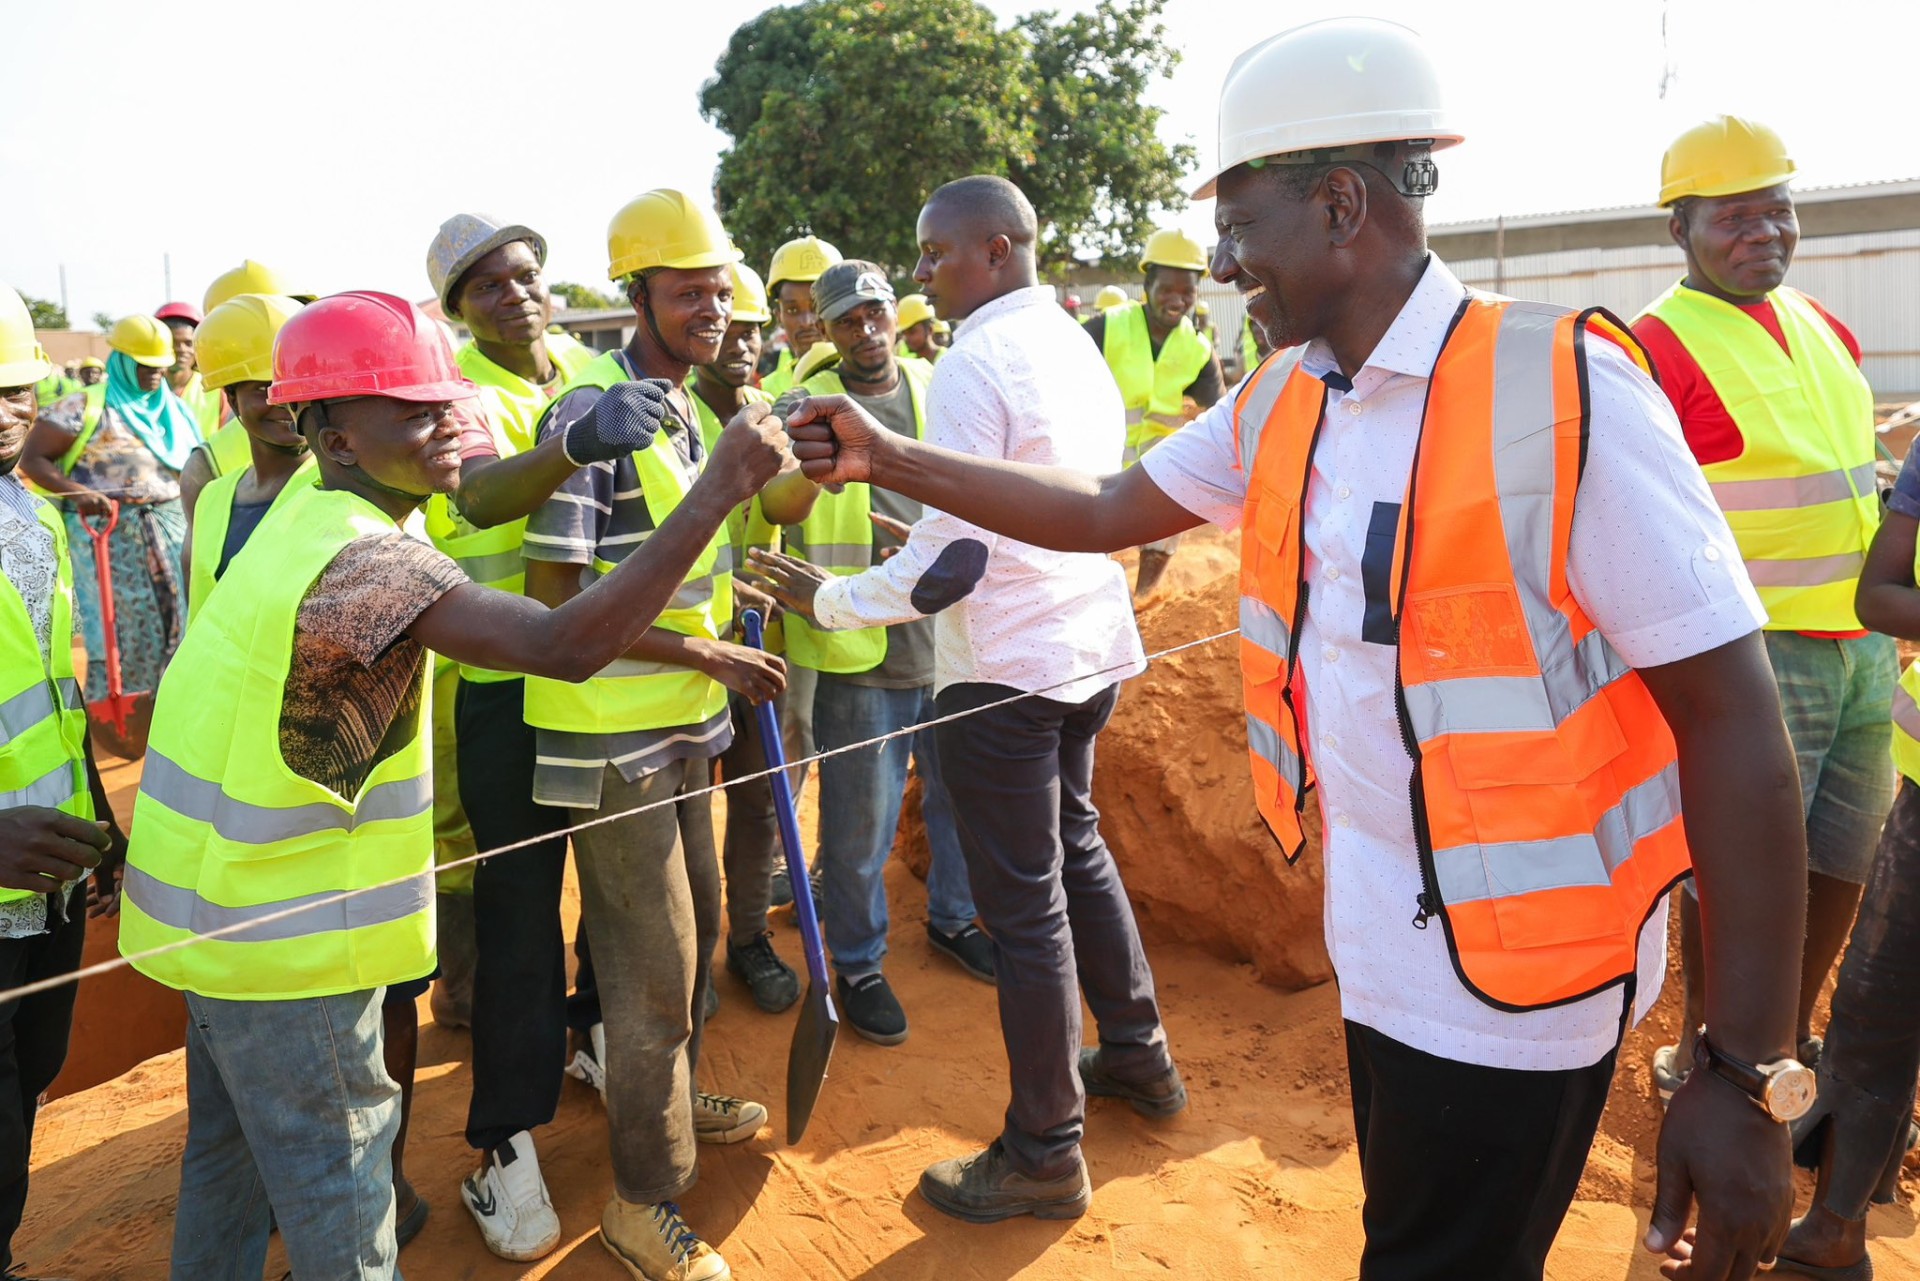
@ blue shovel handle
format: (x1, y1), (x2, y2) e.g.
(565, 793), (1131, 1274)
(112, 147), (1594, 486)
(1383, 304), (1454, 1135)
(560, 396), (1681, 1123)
(741, 610), (832, 991)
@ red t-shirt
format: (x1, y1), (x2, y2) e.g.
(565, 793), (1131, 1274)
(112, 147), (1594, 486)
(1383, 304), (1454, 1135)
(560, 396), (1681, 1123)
(1632, 289), (1867, 639)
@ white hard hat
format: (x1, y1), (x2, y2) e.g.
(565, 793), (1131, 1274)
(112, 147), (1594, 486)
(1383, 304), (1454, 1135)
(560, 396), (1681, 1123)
(1193, 17), (1463, 200)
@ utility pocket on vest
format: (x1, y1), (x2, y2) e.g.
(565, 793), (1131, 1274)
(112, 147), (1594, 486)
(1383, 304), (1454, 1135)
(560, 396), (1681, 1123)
(1401, 583), (1535, 679)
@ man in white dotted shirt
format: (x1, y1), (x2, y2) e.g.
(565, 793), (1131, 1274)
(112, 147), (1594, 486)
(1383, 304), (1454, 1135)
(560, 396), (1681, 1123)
(777, 21), (1811, 1281)
(751, 175), (1182, 1227)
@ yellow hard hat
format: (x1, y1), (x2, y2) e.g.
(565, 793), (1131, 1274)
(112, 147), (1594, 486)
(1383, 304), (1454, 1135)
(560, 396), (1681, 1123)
(0, 284), (53, 387)
(1194, 300), (1211, 317)
(1658, 115), (1796, 207)
(766, 235), (843, 292)
(794, 339), (841, 382)
(895, 294), (936, 331)
(1095, 285), (1130, 311)
(606, 190), (742, 283)
(204, 259), (308, 313)
(79, 357), (103, 369)
(729, 261), (773, 325)
(196, 294), (305, 391)
(107, 314), (178, 368)
(1140, 228), (1210, 274)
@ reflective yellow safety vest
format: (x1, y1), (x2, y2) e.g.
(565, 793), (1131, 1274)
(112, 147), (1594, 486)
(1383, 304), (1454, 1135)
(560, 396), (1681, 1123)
(1237, 296), (1690, 1010)
(186, 458), (318, 625)
(761, 348), (797, 398)
(180, 373), (224, 438)
(1101, 301), (1212, 465)
(200, 421), (253, 478)
(521, 353), (732, 736)
(426, 335), (595, 684)
(0, 496), (92, 907)
(784, 359), (933, 673)
(35, 373), (78, 409)
(1240, 316), (1259, 377)
(1638, 283), (1878, 630)
(690, 382), (784, 653)
(120, 484), (436, 1000)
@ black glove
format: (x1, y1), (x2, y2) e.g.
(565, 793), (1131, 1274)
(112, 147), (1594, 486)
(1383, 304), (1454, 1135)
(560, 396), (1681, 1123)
(564, 378), (671, 465)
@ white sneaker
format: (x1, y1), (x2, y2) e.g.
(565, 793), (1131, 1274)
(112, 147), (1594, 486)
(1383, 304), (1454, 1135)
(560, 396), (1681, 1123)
(566, 1021), (608, 1102)
(462, 1129), (563, 1262)
(693, 1091), (767, 1145)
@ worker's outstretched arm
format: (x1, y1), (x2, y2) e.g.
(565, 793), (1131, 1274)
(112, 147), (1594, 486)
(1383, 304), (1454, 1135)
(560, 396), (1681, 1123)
(19, 418), (109, 518)
(1636, 631), (1803, 1279)
(1854, 511), (1920, 638)
(784, 394), (1203, 552)
(451, 436), (579, 529)
(407, 406), (789, 681)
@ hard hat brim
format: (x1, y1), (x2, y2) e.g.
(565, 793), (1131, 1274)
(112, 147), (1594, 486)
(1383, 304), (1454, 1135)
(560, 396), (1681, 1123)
(1658, 168), (1796, 207)
(0, 355), (54, 387)
(608, 245), (744, 284)
(731, 308), (773, 325)
(122, 349), (178, 369)
(268, 376), (479, 407)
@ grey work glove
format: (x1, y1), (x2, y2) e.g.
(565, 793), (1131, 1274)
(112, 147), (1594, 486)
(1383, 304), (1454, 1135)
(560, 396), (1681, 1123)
(563, 377), (671, 465)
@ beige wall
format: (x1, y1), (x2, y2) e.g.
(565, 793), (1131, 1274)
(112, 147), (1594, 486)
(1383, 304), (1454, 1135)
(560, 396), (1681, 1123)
(38, 330), (109, 365)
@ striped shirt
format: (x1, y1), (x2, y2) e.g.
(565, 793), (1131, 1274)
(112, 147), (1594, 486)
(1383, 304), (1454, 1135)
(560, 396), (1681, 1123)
(522, 352), (731, 808)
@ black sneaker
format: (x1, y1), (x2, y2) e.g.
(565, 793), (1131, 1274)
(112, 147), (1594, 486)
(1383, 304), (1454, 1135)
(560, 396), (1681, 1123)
(835, 972), (908, 1046)
(927, 923), (996, 984)
(1078, 1046), (1188, 1118)
(769, 857), (794, 908)
(726, 933), (800, 1013)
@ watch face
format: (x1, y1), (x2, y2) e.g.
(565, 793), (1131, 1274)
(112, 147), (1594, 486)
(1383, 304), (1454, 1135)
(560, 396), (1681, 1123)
(1764, 1065), (1818, 1122)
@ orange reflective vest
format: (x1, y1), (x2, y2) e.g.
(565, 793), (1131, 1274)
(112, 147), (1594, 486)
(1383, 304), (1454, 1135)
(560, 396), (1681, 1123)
(1235, 294), (1692, 1011)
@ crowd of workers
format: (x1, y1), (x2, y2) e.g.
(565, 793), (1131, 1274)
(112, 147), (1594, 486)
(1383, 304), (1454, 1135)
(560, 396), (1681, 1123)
(0, 13), (1913, 1281)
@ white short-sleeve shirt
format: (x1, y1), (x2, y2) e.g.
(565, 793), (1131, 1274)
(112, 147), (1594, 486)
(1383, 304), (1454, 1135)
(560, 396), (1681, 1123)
(1141, 257), (1765, 1071)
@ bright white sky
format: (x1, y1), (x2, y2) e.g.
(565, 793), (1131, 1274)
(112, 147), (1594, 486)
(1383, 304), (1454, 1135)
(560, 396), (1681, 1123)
(4, 0), (1912, 325)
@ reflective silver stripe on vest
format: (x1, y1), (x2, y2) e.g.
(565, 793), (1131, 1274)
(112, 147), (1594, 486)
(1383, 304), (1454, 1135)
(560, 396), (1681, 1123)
(453, 547), (525, 586)
(1246, 713), (1304, 790)
(1124, 407), (1145, 426)
(59, 678), (79, 711)
(1433, 762), (1682, 905)
(1709, 463), (1877, 513)
(1743, 550), (1866, 588)
(0, 683), (58, 746)
(1240, 596), (1291, 662)
(1896, 680), (1920, 742)
(141, 751), (432, 845)
(1404, 630), (1632, 741)
(798, 542), (873, 571)
(0, 758), (79, 811)
(1233, 348), (1299, 472)
(122, 863), (433, 944)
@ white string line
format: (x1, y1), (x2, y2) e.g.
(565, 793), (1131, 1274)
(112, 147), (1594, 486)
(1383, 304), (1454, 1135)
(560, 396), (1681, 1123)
(0, 626), (1243, 1005)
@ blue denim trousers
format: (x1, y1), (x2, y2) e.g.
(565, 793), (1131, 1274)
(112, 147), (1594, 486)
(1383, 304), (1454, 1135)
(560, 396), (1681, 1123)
(813, 676), (975, 978)
(170, 987), (401, 1280)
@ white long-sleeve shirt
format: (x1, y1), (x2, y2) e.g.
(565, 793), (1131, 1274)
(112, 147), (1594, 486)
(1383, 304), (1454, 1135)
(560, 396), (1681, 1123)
(812, 285), (1146, 706)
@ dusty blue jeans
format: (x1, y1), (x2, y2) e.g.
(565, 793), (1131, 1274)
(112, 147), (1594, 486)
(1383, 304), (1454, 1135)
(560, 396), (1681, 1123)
(170, 987), (401, 1280)
(813, 677), (975, 978)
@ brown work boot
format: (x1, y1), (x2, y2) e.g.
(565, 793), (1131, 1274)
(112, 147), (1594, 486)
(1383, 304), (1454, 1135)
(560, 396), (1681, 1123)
(919, 1140), (1091, 1223)
(600, 1197), (730, 1281)
(1078, 1046), (1189, 1118)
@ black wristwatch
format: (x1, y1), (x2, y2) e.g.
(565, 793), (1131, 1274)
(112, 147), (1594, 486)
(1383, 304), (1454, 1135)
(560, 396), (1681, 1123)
(1692, 1029), (1816, 1123)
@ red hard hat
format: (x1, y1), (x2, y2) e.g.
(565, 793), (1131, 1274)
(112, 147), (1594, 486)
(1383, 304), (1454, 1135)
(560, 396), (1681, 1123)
(1064, 294), (1082, 310)
(154, 300), (204, 325)
(269, 291), (477, 406)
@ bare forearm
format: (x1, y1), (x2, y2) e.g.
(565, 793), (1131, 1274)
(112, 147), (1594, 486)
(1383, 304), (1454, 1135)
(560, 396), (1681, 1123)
(18, 452), (81, 497)
(1645, 636), (1804, 1064)
(1855, 513), (1920, 638)
(869, 434), (1196, 552)
(454, 439), (580, 529)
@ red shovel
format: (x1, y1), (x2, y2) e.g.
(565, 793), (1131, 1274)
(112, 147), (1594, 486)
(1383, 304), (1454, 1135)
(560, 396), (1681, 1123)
(741, 607), (838, 1142)
(80, 499), (143, 736)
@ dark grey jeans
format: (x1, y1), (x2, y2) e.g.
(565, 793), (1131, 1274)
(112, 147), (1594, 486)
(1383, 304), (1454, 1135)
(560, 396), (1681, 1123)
(717, 692), (779, 947)
(933, 680), (1171, 1180)
(569, 756), (722, 1203)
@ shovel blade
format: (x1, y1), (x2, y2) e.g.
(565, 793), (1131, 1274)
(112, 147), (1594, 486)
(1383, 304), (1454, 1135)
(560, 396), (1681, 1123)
(785, 982), (840, 1143)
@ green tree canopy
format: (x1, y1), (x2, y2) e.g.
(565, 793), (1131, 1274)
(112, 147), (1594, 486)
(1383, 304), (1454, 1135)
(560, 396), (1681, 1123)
(22, 295), (67, 329)
(701, 0), (1192, 276)
(549, 281), (623, 312)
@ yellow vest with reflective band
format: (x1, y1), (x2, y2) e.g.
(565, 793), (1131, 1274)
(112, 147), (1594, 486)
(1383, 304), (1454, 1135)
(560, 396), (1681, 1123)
(761, 348), (797, 398)
(521, 353), (732, 735)
(784, 359), (933, 674)
(186, 458), (318, 626)
(57, 385), (108, 474)
(0, 496), (92, 906)
(1638, 283), (1879, 630)
(427, 335), (596, 684)
(35, 374), (78, 409)
(1101, 301), (1211, 465)
(1237, 296), (1691, 1011)
(119, 484), (436, 1000)
(200, 421), (253, 478)
(181, 373), (223, 438)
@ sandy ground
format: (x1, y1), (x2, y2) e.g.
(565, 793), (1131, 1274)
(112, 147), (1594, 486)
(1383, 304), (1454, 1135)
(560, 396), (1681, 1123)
(21, 531), (1920, 1278)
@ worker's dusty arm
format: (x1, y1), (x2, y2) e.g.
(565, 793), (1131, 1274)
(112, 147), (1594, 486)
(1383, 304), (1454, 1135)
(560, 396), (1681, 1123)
(1636, 631), (1801, 1272)
(19, 418), (108, 517)
(1854, 511), (1920, 637)
(785, 393), (1201, 551)
(449, 437), (579, 529)
(408, 409), (790, 683)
